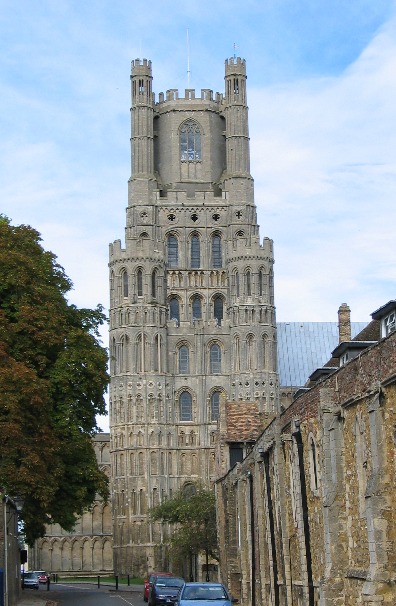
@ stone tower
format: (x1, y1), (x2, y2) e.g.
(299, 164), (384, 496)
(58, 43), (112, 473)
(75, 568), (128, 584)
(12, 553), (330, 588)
(109, 57), (277, 576)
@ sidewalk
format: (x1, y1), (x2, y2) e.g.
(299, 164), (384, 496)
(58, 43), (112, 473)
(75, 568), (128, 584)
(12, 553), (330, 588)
(16, 592), (56, 606)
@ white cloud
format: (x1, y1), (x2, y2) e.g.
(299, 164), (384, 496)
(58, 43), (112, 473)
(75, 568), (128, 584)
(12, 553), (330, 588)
(249, 14), (396, 321)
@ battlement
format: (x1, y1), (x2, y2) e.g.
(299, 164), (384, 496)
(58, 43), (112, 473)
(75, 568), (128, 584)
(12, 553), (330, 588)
(131, 58), (152, 75)
(156, 88), (223, 105)
(225, 56), (246, 76)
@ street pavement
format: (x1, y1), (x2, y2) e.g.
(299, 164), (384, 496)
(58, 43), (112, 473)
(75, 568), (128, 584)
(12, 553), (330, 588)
(16, 592), (56, 606)
(16, 582), (144, 606)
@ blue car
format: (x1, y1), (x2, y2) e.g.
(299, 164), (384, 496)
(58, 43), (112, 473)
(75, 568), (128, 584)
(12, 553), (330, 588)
(176, 582), (237, 606)
(148, 575), (185, 606)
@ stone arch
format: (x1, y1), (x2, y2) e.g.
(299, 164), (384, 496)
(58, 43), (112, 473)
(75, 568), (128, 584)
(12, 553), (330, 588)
(82, 538), (92, 571)
(92, 503), (102, 534)
(59, 538), (69, 571)
(92, 538), (103, 571)
(71, 538), (82, 571)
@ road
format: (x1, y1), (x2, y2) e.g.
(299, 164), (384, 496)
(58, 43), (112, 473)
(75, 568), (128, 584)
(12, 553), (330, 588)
(44, 583), (146, 605)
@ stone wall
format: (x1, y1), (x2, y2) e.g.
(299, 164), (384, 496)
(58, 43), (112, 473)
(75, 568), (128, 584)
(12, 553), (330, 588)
(216, 330), (396, 605)
(31, 434), (113, 575)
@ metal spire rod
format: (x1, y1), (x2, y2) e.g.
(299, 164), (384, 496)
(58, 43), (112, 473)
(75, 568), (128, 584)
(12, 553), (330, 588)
(187, 28), (191, 87)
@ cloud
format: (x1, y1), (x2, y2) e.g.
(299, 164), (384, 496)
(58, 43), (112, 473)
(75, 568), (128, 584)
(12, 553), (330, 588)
(249, 14), (396, 321)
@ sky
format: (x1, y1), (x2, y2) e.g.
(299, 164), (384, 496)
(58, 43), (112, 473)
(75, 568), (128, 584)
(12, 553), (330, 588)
(1, 1), (396, 428)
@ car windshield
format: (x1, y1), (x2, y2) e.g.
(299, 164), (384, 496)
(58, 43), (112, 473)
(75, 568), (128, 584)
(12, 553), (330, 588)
(182, 586), (228, 600)
(24, 573), (37, 579)
(156, 577), (184, 587)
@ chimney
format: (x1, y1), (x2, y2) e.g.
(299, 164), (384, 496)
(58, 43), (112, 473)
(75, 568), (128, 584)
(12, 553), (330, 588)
(338, 303), (351, 343)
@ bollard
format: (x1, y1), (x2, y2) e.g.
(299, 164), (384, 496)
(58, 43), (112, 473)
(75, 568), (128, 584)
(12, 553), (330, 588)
(128, 574), (130, 586)
(47, 576), (50, 591)
(116, 575), (119, 591)
(98, 575), (100, 588)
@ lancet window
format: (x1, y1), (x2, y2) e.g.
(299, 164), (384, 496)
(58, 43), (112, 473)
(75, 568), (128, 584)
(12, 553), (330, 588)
(210, 343), (221, 374)
(191, 234), (201, 268)
(212, 234), (222, 268)
(167, 235), (179, 267)
(180, 391), (193, 421)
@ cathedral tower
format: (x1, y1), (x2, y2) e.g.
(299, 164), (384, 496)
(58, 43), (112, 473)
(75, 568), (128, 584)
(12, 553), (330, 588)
(109, 57), (277, 576)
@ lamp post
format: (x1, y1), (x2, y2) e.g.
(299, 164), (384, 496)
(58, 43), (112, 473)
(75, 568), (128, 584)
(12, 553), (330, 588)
(3, 495), (23, 606)
(204, 518), (210, 582)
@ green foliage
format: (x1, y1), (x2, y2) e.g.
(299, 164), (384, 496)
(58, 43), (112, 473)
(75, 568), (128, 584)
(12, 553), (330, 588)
(150, 486), (218, 562)
(0, 217), (109, 544)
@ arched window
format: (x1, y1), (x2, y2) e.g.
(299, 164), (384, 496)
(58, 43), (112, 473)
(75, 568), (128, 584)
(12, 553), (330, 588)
(191, 235), (200, 268)
(258, 270), (263, 296)
(213, 296), (223, 325)
(210, 344), (221, 374)
(179, 345), (189, 374)
(151, 269), (157, 297)
(169, 297), (180, 323)
(235, 271), (240, 297)
(168, 235), (178, 267)
(136, 334), (147, 373)
(212, 235), (222, 268)
(180, 391), (192, 421)
(153, 334), (161, 372)
(122, 271), (128, 298)
(246, 334), (255, 371)
(192, 296), (202, 320)
(137, 269), (143, 297)
(233, 335), (240, 371)
(211, 391), (221, 421)
(246, 270), (251, 296)
(180, 120), (201, 161)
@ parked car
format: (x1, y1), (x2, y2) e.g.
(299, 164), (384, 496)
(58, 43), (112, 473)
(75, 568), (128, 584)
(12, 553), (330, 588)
(144, 572), (175, 602)
(176, 582), (238, 606)
(22, 572), (39, 590)
(148, 575), (185, 606)
(34, 570), (50, 583)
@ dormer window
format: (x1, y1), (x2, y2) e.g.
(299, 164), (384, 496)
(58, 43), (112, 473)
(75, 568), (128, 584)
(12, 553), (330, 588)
(371, 300), (396, 339)
(385, 312), (395, 336)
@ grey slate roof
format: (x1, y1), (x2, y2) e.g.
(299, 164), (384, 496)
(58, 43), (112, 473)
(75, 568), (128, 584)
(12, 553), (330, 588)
(277, 322), (367, 387)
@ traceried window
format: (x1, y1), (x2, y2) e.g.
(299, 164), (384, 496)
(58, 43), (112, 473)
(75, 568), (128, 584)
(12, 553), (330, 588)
(167, 235), (179, 267)
(192, 296), (202, 320)
(137, 269), (143, 297)
(180, 391), (192, 421)
(191, 234), (201, 268)
(180, 120), (201, 161)
(210, 344), (221, 374)
(179, 345), (189, 374)
(211, 391), (221, 421)
(212, 234), (222, 268)
(169, 297), (180, 323)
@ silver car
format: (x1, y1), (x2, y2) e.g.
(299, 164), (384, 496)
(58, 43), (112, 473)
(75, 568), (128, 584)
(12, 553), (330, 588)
(22, 572), (39, 590)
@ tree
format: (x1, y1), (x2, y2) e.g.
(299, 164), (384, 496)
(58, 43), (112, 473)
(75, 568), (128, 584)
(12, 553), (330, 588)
(150, 485), (218, 577)
(0, 216), (109, 544)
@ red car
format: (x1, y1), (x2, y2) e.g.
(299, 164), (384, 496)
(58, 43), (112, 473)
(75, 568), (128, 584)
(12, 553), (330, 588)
(34, 571), (50, 584)
(144, 572), (174, 602)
